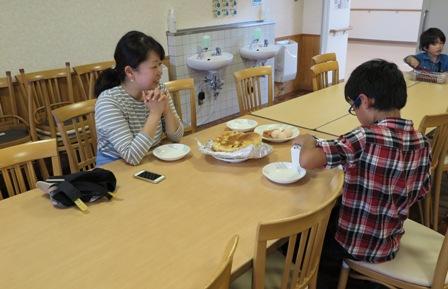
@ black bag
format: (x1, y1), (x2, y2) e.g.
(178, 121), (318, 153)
(45, 168), (116, 211)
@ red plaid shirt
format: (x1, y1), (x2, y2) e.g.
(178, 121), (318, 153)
(317, 118), (431, 262)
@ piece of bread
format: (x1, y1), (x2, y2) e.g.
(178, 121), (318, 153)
(212, 131), (262, 152)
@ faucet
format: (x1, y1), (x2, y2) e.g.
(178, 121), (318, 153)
(197, 46), (208, 59)
(263, 39), (269, 47)
(249, 38), (259, 50)
(212, 47), (222, 56)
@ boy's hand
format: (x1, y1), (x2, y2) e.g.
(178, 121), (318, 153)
(292, 134), (316, 148)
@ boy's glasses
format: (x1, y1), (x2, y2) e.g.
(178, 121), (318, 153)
(348, 95), (361, 115)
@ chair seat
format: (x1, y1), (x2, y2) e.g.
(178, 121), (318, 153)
(0, 127), (30, 146)
(349, 219), (447, 287)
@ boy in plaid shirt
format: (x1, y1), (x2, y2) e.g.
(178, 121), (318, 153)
(293, 59), (431, 285)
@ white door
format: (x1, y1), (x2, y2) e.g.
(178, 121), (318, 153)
(419, 0), (448, 54)
(320, 0), (351, 80)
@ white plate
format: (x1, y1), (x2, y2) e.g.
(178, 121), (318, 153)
(254, 124), (300, 143)
(262, 162), (306, 184)
(213, 156), (247, 163)
(153, 144), (190, 161)
(226, 119), (258, 132)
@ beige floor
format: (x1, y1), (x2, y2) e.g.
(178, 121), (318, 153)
(345, 39), (417, 79)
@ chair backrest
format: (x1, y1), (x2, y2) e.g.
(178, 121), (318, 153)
(310, 60), (339, 91)
(233, 66), (273, 115)
(252, 169), (344, 289)
(73, 61), (115, 101)
(0, 139), (61, 199)
(52, 99), (97, 173)
(418, 113), (448, 230)
(0, 71), (30, 148)
(204, 235), (239, 289)
(418, 113), (448, 170)
(164, 78), (197, 133)
(17, 62), (74, 141)
(312, 52), (337, 65)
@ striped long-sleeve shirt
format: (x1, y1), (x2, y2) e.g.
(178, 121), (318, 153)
(95, 85), (184, 165)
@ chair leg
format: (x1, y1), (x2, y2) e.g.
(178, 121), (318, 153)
(336, 261), (350, 289)
(309, 272), (318, 289)
(433, 168), (443, 231)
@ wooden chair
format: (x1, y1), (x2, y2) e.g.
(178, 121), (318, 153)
(0, 139), (61, 199)
(233, 66), (273, 115)
(231, 169), (343, 289)
(418, 113), (448, 231)
(17, 62), (74, 143)
(164, 78), (197, 133)
(52, 99), (97, 173)
(0, 71), (30, 149)
(73, 60), (115, 101)
(312, 52), (337, 65)
(204, 235), (239, 289)
(337, 219), (448, 289)
(310, 61), (339, 91)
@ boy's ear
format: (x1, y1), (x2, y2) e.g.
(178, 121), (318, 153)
(359, 93), (375, 108)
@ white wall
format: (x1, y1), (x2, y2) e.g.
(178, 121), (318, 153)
(0, 0), (303, 73)
(350, 0), (423, 42)
(302, 0), (322, 34)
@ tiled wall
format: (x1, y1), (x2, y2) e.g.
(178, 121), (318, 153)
(167, 21), (276, 126)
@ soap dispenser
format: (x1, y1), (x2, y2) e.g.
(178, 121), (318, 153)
(167, 8), (177, 33)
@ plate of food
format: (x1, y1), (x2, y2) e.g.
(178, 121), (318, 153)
(153, 144), (190, 161)
(226, 118), (258, 132)
(197, 131), (272, 162)
(254, 124), (300, 142)
(262, 162), (307, 184)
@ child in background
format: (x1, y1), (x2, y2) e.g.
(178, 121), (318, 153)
(293, 59), (431, 288)
(404, 27), (448, 72)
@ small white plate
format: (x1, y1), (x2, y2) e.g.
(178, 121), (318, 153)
(254, 124), (300, 143)
(262, 162), (306, 184)
(226, 119), (258, 132)
(153, 144), (190, 161)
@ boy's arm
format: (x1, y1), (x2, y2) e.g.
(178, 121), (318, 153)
(292, 134), (327, 169)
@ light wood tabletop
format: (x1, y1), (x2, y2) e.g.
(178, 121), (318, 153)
(251, 73), (420, 130)
(316, 81), (448, 136)
(0, 115), (340, 289)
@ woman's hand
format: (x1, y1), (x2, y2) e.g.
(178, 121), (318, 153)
(142, 88), (167, 117)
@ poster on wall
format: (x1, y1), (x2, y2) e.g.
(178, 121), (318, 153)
(213, 0), (238, 17)
(334, 0), (349, 9)
(251, 0), (262, 6)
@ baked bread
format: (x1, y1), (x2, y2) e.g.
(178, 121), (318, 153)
(212, 131), (262, 152)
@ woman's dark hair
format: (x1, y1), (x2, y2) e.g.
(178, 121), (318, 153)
(95, 31), (165, 97)
(419, 27), (446, 50)
(344, 59), (407, 111)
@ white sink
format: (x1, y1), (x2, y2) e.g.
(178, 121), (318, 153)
(187, 52), (233, 71)
(239, 45), (280, 61)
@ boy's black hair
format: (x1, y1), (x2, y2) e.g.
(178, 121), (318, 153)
(344, 59), (407, 111)
(419, 27), (446, 51)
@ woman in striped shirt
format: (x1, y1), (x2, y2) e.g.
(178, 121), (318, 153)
(94, 31), (184, 166)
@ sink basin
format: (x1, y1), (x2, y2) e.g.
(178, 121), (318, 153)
(187, 52), (234, 71)
(239, 45), (280, 61)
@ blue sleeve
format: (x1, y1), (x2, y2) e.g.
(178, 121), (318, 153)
(440, 54), (448, 72)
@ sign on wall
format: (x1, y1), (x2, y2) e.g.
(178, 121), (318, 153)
(213, 0), (238, 17)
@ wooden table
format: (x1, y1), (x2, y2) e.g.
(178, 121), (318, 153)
(251, 73), (421, 130)
(0, 116), (339, 289)
(316, 81), (448, 136)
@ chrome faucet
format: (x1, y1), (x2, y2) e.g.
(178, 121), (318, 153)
(213, 47), (222, 56)
(263, 39), (269, 47)
(249, 38), (259, 50)
(197, 46), (208, 59)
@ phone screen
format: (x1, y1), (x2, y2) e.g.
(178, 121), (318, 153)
(137, 171), (163, 181)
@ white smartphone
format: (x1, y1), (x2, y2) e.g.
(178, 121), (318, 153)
(134, 170), (165, 184)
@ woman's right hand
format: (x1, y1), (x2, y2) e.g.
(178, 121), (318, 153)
(143, 88), (167, 117)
